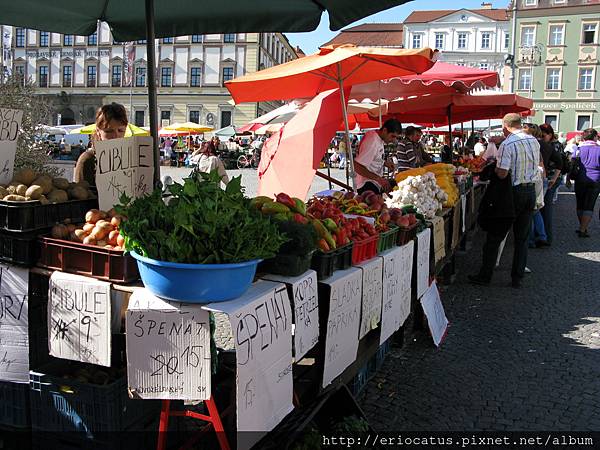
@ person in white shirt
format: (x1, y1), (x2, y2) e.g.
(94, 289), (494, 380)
(193, 142), (229, 185)
(354, 119), (402, 194)
(482, 136), (502, 161)
(474, 137), (487, 156)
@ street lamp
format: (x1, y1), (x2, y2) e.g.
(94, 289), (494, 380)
(519, 43), (544, 98)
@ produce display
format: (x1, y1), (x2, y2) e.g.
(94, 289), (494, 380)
(427, 163), (459, 207)
(328, 191), (385, 217)
(389, 172), (447, 219)
(50, 208), (125, 250)
(2, 168), (95, 203)
(459, 156), (487, 173)
(117, 170), (286, 264)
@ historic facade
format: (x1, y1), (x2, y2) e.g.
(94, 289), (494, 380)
(514, 0), (600, 132)
(3, 23), (297, 128)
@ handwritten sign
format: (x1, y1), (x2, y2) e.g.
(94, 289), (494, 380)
(461, 194), (467, 233)
(452, 202), (461, 250)
(357, 257), (383, 339)
(380, 242), (414, 345)
(205, 281), (293, 450)
(48, 272), (111, 367)
(319, 267), (362, 388)
(0, 265), (29, 383)
(126, 289), (211, 400)
(416, 228), (431, 298)
(0, 108), (23, 185)
(420, 281), (449, 347)
(431, 216), (445, 264)
(261, 271), (319, 361)
(95, 136), (154, 210)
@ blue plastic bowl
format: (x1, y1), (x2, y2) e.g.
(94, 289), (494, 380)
(130, 251), (261, 303)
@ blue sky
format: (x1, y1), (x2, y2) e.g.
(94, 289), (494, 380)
(287, 0), (509, 54)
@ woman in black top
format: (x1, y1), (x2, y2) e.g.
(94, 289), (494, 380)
(539, 124), (563, 246)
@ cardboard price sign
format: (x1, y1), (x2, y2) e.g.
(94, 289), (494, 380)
(319, 267), (362, 388)
(357, 257), (383, 339)
(416, 228), (431, 298)
(0, 108), (23, 185)
(126, 289), (211, 400)
(48, 272), (111, 367)
(205, 281), (293, 450)
(0, 265), (29, 383)
(380, 242), (414, 345)
(420, 281), (449, 347)
(261, 270), (319, 361)
(95, 136), (153, 210)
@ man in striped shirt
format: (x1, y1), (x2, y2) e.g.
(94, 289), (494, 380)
(469, 113), (539, 289)
(396, 126), (433, 171)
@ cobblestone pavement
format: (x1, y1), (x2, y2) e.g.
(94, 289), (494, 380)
(360, 189), (600, 431)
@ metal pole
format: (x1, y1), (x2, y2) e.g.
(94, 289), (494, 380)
(378, 80), (382, 128)
(338, 63), (356, 191)
(145, 0), (160, 187)
(509, 0), (518, 93)
(447, 105), (452, 146)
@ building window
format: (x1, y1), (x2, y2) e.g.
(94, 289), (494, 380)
(458, 33), (467, 49)
(481, 32), (491, 49)
(87, 65), (97, 87)
(16, 28), (25, 47)
(191, 35), (202, 43)
(112, 65), (122, 87)
(161, 67), (172, 87)
(577, 115), (591, 131)
(15, 65), (25, 85)
(39, 31), (49, 47)
(521, 26), (535, 47)
(162, 37), (174, 44)
(518, 68), (531, 90)
(88, 32), (97, 46)
(222, 67), (234, 83)
(582, 24), (597, 45)
(549, 25), (564, 46)
(63, 34), (74, 46)
(435, 33), (444, 50)
(134, 110), (145, 127)
(62, 65), (72, 87)
(523, 0), (537, 5)
(545, 115), (558, 130)
(578, 68), (593, 90)
(221, 110), (232, 128)
(38, 66), (48, 87)
(479, 63), (489, 70)
(553, 0), (566, 3)
(189, 110), (200, 124)
(160, 110), (171, 125)
(135, 67), (146, 87)
(190, 67), (202, 87)
(546, 68), (561, 90)
(223, 34), (235, 43)
(412, 34), (422, 49)
(504, 32), (510, 49)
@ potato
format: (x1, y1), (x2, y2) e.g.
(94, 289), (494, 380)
(116, 234), (125, 247)
(7, 186), (16, 194)
(107, 208), (117, 217)
(32, 176), (53, 194)
(73, 229), (87, 242)
(69, 186), (89, 200)
(0, 187), (7, 198)
(110, 216), (122, 228)
(96, 240), (107, 247)
(15, 184), (27, 196)
(3, 194), (27, 201)
(104, 245), (114, 250)
(85, 209), (104, 224)
(66, 224), (77, 233)
(52, 177), (70, 190)
(113, 246), (123, 251)
(107, 230), (119, 246)
(96, 221), (113, 231)
(13, 168), (37, 186)
(25, 185), (43, 200)
(76, 180), (90, 189)
(83, 223), (95, 233)
(38, 195), (49, 205)
(47, 189), (68, 203)
(90, 226), (108, 240)
(51, 224), (70, 240)
(82, 236), (96, 246)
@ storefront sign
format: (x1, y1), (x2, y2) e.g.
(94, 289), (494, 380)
(126, 289), (211, 400)
(0, 108), (22, 185)
(533, 102), (598, 111)
(26, 49), (111, 60)
(206, 281), (293, 450)
(48, 272), (111, 367)
(380, 242), (414, 345)
(416, 228), (431, 298)
(261, 270), (319, 361)
(357, 257), (383, 339)
(0, 265), (29, 383)
(420, 281), (448, 347)
(319, 267), (362, 388)
(95, 136), (154, 210)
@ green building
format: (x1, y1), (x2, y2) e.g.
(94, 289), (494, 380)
(514, 0), (600, 134)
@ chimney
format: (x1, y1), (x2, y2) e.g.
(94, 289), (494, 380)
(480, 2), (493, 8)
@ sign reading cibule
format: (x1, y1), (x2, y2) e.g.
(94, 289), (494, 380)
(0, 108), (23, 185)
(95, 136), (153, 211)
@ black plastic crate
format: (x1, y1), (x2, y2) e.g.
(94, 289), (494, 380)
(0, 229), (48, 267)
(334, 242), (353, 270)
(29, 361), (160, 434)
(0, 198), (98, 232)
(260, 251), (314, 277)
(311, 250), (336, 280)
(0, 381), (30, 429)
(28, 271), (51, 369)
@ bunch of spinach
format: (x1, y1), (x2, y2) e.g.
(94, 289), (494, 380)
(116, 170), (287, 264)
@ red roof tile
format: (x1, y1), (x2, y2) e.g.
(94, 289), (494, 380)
(322, 23), (404, 48)
(404, 8), (509, 23)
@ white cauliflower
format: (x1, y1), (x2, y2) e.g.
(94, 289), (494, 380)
(386, 172), (445, 218)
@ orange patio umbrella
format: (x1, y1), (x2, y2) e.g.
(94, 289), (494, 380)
(226, 44), (437, 189)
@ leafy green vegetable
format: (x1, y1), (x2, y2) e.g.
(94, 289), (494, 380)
(276, 221), (317, 256)
(116, 170), (287, 264)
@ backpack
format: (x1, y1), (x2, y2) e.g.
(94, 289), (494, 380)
(553, 141), (570, 175)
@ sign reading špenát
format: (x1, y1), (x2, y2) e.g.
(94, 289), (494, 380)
(320, 267), (362, 388)
(261, 270), (319, 361)
(205, 281), (293, 450)
(126, 289), (211, 400)
(48, 272), (111, 367)
(0, 108), (23, 185)
(0, 265), (29, 383)
(358, 257), (383, 339)
(95, 136), (153, 210)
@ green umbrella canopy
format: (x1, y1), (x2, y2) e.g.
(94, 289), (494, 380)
(3, 0), (414, 41)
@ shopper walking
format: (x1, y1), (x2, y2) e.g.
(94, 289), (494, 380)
(522, 123), (548, 248)
(469, 113), (539, 288)
(573, 129), (600, 237)
(538, 124), (563, 245)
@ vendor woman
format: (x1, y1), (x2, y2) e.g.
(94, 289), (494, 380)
(74, 103), (128, 187)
